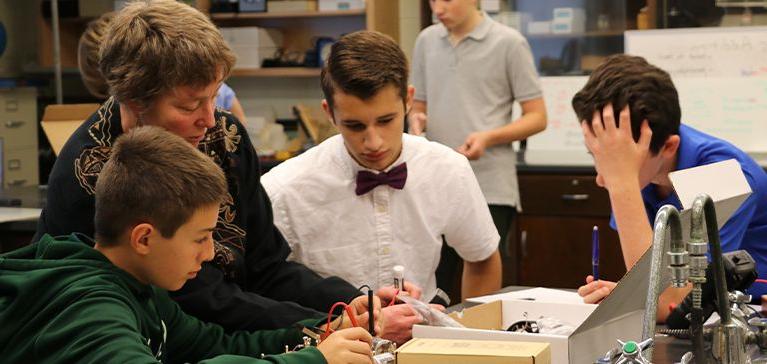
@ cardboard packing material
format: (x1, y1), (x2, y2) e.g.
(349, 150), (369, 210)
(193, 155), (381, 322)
(40, 104), (100, 156)
(396, 337), (550, 364)
(414, 249), (663, 363)
(414, 158), (752, 363)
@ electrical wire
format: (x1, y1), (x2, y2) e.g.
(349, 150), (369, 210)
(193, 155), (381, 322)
(323, 301), (360, 340)
(388, 289), (400, 307)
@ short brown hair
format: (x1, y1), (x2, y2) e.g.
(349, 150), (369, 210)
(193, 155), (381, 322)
(78, 12), (115, 99)
(571, 54), (681, 154)
(320, 31), (408, 111)
(94, 126), (227, 245)
(99, 0), (236, 107)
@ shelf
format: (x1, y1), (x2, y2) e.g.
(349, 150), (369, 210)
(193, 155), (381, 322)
(230, 67), (322, 77)
(22, 66), (82, 76)
(210, 9), (365, 20)
(525, 30), (625, 39)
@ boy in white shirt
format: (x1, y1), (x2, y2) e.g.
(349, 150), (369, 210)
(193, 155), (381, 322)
(262, 31), (501, 344)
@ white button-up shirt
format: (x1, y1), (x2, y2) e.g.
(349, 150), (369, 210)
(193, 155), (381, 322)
(262, 134), (499, 301)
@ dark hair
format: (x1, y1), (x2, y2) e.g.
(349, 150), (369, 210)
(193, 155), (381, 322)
(99, 0), (236, 108)
(320, 31), (408, 111)
(94, 126), (227, 245)
(78, 12), (115, 99)
(572, 54), (681, 154)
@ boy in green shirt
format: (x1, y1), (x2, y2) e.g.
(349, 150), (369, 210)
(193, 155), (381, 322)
(0, 127), (378, 363)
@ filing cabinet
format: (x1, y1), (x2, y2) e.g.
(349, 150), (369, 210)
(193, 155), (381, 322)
(504, 172), (627, 289)
(0, 88), (38, 188)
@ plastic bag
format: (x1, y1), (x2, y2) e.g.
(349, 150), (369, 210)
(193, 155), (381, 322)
(397, 294), (465, 328)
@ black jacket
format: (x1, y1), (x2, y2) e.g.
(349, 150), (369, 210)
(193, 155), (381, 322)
(35, 98), (360, 331)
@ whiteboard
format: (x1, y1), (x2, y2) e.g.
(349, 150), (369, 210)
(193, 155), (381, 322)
(526, 76), (588, 151)
(527, 27), (767, 152)
(527, 76), (767, 152)
(675, 77), (767, 151)
(625, 27), (767, 78)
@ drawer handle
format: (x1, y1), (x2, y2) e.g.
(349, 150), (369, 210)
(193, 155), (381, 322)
(8, 159), (21, 170)
(561, 193), (590, 201)
(7, 179), (27, 186)
(4, 120), (25, 128)
(520, 230), (528, 259)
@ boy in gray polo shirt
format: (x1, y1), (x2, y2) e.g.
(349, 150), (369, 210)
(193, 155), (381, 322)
(410, 0), (547, 257)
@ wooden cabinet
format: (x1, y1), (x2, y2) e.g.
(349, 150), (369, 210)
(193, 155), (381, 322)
(503, 172), (627, 289)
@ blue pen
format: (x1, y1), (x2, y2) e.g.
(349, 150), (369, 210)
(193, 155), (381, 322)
(592, 225), (600, 281)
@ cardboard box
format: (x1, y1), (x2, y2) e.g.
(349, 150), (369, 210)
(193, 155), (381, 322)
(220, 27), (283, 49)
(40, 104), (100, 156)
(669, 158), (752, 235)
(396, 337), (550, 364)
(268, 0), (317, 12)
(220, 27), (282, 68)
(414, 253), (657, 364)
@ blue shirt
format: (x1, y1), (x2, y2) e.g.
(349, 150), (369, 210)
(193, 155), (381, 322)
(610, 124), (767, 299)
(216, 83), (236, 111)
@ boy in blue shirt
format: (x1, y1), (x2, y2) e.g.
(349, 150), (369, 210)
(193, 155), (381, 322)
(573, 54), (767, 321)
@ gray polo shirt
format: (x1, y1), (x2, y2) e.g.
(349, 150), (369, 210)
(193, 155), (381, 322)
(411, 13), (542, 208)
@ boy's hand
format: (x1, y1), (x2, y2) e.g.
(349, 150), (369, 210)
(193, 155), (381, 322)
(457, 131), (489, 160)
(376, 281), (423, 302)
(379, 304), (423, 345)
(578, 275), (617, 304)
(317, 327), (373, 364)
(581, 104), (652, 191)
(331, 295), (383, 335)
(409, 112), (428, 136)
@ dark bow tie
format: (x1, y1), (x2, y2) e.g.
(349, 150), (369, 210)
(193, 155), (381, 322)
(355, 163), (408, 196)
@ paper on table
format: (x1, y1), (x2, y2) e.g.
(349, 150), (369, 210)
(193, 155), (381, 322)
(467, 287), (589, 305)
(0, 207), (41, 224)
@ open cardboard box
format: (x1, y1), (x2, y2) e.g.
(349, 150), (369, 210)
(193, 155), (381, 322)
(413, 278), (646, 363)
(396, 337), (551, 364)
(414, 159), (752, 363)
(40, 104), (100, 156)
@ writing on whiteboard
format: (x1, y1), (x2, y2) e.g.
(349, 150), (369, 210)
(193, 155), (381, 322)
(625, 27), (767, 78)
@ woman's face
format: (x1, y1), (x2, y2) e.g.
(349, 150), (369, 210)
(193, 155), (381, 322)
(139, 81), (222, 147)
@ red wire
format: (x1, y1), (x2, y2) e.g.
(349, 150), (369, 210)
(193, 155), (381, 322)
(324, 302), (349, 338)
(755, 279), (767, 284)
(323, 301), (362, 340)
(344, 305), (359, 327)
(388, 289), (400, 307)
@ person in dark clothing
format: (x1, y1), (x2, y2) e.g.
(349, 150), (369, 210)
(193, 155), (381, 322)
(2, 126), (377, 364)
(35, 0), (373, 332)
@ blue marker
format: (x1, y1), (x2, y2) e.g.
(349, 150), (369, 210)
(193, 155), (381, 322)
(592, 226), (600, 281)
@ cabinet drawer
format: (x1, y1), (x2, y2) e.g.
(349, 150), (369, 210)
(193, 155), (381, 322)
(3, 146), (39, 188)
(0, 88), (38, 149)
(519, 174), (611, 217)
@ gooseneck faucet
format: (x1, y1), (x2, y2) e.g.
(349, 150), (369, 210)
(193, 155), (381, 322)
(645, 194), (745, 363)
(644, 205), (688, 361)
(600, 194), (751, 363)
(690, 194), (746, 363)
